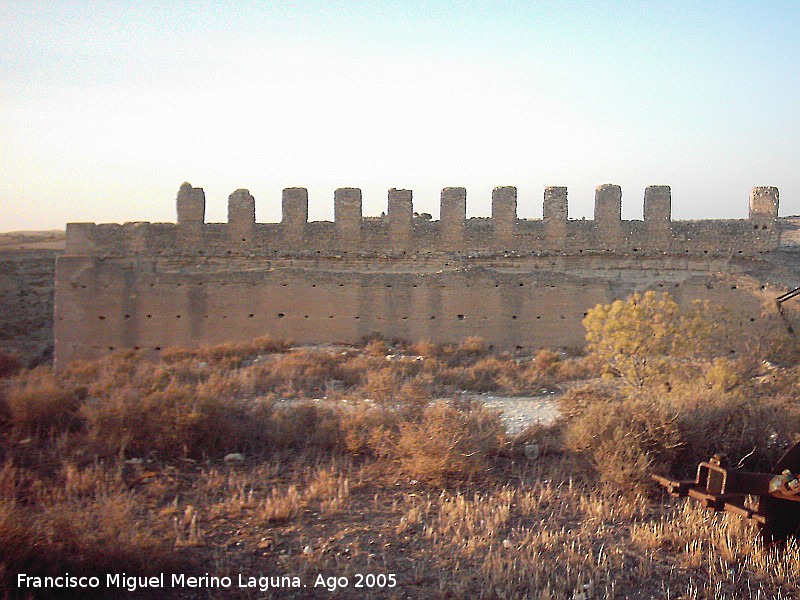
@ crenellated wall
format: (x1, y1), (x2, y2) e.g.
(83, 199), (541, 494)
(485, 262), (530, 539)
(54, 183), (784, 367)
(64, 184), (781, 257)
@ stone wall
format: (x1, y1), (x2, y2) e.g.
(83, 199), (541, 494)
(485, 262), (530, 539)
(54, 183), (783, 367)
(64, 184), (781, 258)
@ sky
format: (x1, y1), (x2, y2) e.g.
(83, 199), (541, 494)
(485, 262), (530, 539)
(1, 0), (799, 231)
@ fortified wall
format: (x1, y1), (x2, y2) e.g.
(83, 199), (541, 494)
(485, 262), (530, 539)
(55, 183), (782, 367)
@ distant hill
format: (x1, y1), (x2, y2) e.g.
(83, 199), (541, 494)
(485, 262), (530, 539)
(0, 230), (65, 251)
(780, 217), (800, 247)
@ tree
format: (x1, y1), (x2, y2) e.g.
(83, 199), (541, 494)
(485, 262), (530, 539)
(582, 291), (725, 388)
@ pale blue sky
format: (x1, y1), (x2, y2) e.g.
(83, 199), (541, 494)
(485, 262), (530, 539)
(1, 0), (798, 230)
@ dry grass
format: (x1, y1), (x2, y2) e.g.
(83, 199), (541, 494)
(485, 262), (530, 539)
(2, 334), (800, 598)
(0, 461), (187, 598)
(559, 373), (797, 493)
(385, 399), (506, 483)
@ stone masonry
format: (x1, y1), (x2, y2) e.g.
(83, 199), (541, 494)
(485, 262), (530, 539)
(54, 183), (783, 367)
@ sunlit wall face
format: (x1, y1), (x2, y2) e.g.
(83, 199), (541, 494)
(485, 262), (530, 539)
(1, 1), (798, 231)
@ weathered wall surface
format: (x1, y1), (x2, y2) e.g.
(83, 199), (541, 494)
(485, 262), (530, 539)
(54, 183), (787, 367)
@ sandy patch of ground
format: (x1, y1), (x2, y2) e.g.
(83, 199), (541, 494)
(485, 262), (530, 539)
(474, 394), (560, 436)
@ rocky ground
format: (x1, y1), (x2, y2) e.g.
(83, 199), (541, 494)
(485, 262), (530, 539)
(0, 230), (64, 366)
(477, 393), (560, 435)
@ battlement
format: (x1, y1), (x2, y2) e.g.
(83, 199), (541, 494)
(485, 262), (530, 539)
(54, 182), (785, 367)
(64, 183), (780, 258)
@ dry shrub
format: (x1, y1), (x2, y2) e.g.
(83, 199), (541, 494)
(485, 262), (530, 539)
(428, 355), (519, 393)
(760, 364), (800, 400)
(700, 356), (757, 393)
(664, 386), (794, 472)
(5, 369), (84, 436)
(259, 485), (303, 523)
(382, 400), (506, 483)
(511, 421), (563, 457)
(360, 367), (399, 401)
(81, 383), (275, 459)
(561, 378), (796, 491)
(395, 375), (433, 416)
(364, 339), (390, 358)
(0, 349), (22, 378)
(408, 339), (444, 359)
(338, 403), (401, 455)
(456, 336), (490, 358)
(564, 394), (683, 491)
(507, 349), (570, 393)
(463, 356), (510, 392)
(160, 335), (289, 365)
(0, 494), (187, 598)
(268, 401), (343, 451)
(553, 353), (604, 381)
(65, 350), (156, 396)
(756, 303), (800, 365)
(557, 383), (621, 421)
(529, 348), (560, 376)
(251, 348), (337, 397)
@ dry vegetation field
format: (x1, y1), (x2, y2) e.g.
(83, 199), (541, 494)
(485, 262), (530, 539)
(1, 292), (800, 599)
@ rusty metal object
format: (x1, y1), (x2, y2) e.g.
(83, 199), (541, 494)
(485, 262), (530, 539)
(653, 442), (800, 540)
(776, 286), (800, 334)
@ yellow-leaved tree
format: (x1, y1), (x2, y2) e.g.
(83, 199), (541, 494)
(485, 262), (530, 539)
(582, 291), (730, 388)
